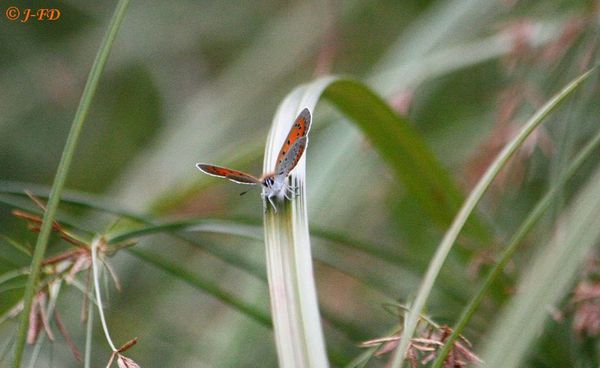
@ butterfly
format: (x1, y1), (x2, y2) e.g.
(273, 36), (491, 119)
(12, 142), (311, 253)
(196, 108), (311, 211)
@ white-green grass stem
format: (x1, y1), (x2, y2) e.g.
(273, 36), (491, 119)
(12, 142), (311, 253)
(262, 79), (335, 367)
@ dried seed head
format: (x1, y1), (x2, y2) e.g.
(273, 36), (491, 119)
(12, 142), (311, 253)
(117, 354), (141, 368)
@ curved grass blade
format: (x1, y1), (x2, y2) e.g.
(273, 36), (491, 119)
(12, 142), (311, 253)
(388, 67), (597, 367)
(432, 122), (600, 367)
(262, 78), (334, 367)
(12, 1), (131, 366)
(323, 80), (486, 238)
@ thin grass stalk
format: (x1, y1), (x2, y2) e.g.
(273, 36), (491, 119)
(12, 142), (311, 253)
(263, 82), (332, 367)
(431, 119), (600, 367)
(84, 295), (94, 368)
(389, 67), (596, 367)
(11, 1), (130, 366)
(482, 166), (600, 366)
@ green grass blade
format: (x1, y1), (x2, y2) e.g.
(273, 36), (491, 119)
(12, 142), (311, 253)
(105, 215), (470, 301)
(432, 118), (600, 367)
(482, 166), (600, 367)
(127, 247), (271, 327)
(0, 269), (29, 288)
(107, 219), (262, 244)
(107, 216), (404, 267)
(323, 79), (474, 233)
(0, 236), (31, 258)
(389, 67), (597, 367)
(11, 1), (130, 366)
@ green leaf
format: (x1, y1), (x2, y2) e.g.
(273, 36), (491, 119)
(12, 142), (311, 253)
(323, 80), (472, 232)
(127, 247), (271, 327)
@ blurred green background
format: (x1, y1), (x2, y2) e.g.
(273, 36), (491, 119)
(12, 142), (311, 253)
(1, 0), (599, 367)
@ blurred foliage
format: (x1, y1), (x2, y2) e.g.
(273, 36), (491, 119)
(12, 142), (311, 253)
(1, 0), (600, 367)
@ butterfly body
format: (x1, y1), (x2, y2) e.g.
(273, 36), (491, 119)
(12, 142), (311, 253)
(259, 173), (292, 209)
(196, 108), (311, 212)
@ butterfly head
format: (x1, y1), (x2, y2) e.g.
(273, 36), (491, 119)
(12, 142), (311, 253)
(262, 174), (275, 188)
(261, 173), (286, 197)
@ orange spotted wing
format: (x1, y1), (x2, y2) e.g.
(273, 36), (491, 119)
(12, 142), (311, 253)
(276, 136), (308, 177)
(275, 108), (311, 171)
(196, 164), (260, 185)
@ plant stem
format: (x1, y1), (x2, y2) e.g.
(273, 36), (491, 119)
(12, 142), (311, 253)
(11, 1), (130, 366)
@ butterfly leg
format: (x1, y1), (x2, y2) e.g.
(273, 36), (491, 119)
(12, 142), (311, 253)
(283, 187), (293, 200)
(290, 183), (300, 196)
(267, 194), (277, 213)
(282, 183), (298, 200)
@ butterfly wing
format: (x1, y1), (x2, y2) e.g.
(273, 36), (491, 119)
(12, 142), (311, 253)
(275, 108), (311, 172)
(276, 136), (308, 177)
(196, 163), (260, 185)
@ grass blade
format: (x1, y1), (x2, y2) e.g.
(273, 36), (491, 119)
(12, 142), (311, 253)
(388, 67), (597, 367)
(127, 247), (271, 327)
(431, 121), (600, 367)
(11, 1), (130, 366)
(323, 79), (485, 237)
(0, 236), (31, 258)
(262, 79), (333, 367)
(482, 166), (600, 367)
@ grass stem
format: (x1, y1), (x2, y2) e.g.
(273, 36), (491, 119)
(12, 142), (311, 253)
(11, 1), (130, 365)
